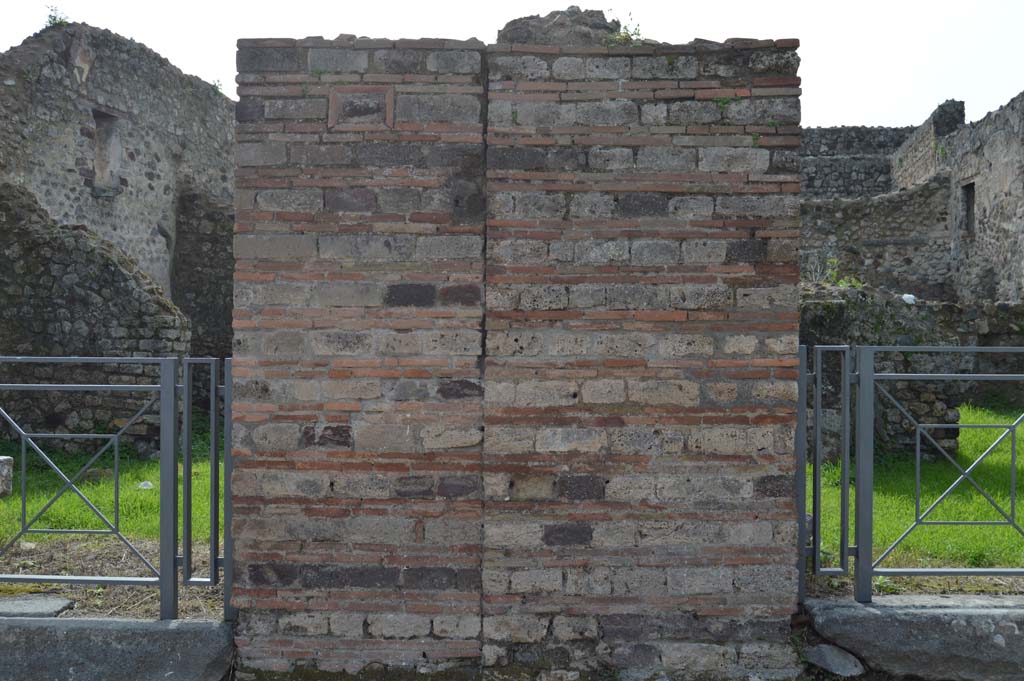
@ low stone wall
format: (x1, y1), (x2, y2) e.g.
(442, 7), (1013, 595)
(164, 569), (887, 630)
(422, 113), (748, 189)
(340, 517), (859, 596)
(0, 183), (190, 453)
(802, 284), (1024, 459)
(800, 284), (973, 456)
(802, 176), (954, 299)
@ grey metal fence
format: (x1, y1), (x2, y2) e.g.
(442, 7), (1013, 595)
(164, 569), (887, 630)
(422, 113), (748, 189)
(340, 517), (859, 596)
(0, 356), (234, 621)
(798, 345), (1024, 603)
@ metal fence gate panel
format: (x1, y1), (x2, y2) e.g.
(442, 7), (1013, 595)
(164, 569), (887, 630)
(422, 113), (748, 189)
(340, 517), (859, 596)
(0, 356), (234, 621)
(798, 345), (1024, 604)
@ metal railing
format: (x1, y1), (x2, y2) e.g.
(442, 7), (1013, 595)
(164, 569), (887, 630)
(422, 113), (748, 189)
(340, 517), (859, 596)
(0, 356), (234, 620)
(798, 345), (1024, 603)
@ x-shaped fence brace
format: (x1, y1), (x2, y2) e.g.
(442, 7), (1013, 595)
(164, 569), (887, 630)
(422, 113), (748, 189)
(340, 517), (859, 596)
(873, 384), (1024, 569)
(0, 398), (160, 576)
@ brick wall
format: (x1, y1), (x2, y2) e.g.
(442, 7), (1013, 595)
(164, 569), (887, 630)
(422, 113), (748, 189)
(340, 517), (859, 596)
(233, 33), (801, 680)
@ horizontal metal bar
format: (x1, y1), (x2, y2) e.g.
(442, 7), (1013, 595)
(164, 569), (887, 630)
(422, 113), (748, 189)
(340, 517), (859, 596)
(865, 346), (1024, 353)
(176, 556), (225, 565)
(25, 528), (116, 535)
(919, 520), (1013, 526)
(918, 423), (1017, 430)
(0, 574), (160, 585)
(876, 374), (1024, 381)
(23, 433), (116, 440)
(0, 356), (167, 364)
(183, 577), (215, 586)
(818, 567), (848, 576)
(0, 384), (160, 392)
(874, 568), (1024, 577)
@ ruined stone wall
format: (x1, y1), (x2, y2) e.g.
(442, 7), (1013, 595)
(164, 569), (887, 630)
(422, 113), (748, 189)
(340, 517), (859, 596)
(0, 23), (234, 357)
(801, 176), (954, 298)
(801, 92), (1024, 312)
(948, 91), (1024, 303)
(0, 183), (189, 452)
(800, 126), (912, 199)
(232, 29), (802, 681)
(800, 284), (972, 456)
(891, 100), (965, 190)
(171, 191), (234, 359)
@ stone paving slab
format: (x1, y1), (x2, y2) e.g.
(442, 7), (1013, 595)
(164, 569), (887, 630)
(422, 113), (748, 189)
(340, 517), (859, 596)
(807, 596), (1024, 681)
(0, 594), (73, 617)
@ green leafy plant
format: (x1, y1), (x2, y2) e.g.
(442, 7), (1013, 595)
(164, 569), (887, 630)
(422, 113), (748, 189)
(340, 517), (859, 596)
(713, 96), (738, 111)
(45, 5), (68, 28)
(825, 257), (864, 288)
(212, 79), (223, 94)
(604, 10), (644, 46)
(873, 576), (901, 594)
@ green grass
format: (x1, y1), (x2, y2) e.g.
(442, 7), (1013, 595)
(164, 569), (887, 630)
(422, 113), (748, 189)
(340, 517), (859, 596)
(816, 400), (1024, 568)
(0, 415), (224, 548)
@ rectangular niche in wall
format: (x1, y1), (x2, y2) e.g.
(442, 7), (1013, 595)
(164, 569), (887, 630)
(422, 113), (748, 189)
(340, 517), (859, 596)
(961, 181), (976, 236)
(92, 109), (123, 197)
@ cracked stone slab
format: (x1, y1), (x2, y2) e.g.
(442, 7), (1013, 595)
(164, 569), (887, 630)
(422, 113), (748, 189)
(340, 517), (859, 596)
(0, 594), (73, 617)
(807, 596), (1024, 681)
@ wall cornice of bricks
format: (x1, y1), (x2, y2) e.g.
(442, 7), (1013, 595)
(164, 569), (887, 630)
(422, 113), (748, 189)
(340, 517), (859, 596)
(233, 32), (801, 681)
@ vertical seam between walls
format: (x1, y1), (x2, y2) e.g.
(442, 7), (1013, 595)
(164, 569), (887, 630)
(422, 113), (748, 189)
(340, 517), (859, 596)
(477, 45), (489, 673)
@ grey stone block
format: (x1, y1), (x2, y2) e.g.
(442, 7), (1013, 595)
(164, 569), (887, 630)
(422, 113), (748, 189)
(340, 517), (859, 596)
(805, 644), (865, 677)
(0, 618), (232, 681)
(237, 47), (305, 73)
(807, 596), (1024, 681)
(308, 48), (368, 73)
(395, 94), (481, 124)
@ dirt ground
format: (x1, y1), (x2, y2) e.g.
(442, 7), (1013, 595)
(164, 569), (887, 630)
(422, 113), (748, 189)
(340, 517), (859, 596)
(0, 536), (224, 619)
(807, 571), (1024, 599)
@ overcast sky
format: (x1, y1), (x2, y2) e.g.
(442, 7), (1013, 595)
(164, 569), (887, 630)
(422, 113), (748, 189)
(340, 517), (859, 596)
(2, 0), (1021, 127)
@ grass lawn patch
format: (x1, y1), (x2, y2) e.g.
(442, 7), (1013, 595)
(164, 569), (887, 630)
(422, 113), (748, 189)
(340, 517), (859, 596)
(0, 414), (224, 554)
(816, 400), (1024, 570)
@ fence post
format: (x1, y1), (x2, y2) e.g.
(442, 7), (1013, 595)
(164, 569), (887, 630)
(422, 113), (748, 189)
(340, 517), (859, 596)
(795, 346), (808, 603)
(158, 357), (179, 620)
(223, 358), (237, 622)
(854, 346), (875, 603)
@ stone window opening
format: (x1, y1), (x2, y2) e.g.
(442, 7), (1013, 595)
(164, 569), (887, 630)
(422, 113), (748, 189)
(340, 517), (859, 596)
(92, 109), (123, 197)
(961, 181), (976, 237)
